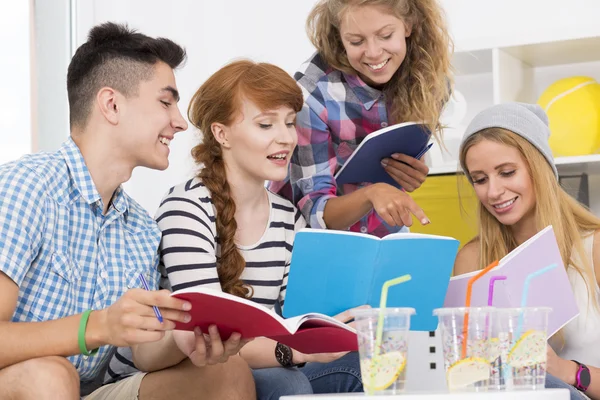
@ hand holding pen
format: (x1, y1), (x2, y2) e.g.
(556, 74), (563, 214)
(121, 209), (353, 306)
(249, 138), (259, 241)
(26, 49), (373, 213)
(90, 275), (193, 348)
(139, 273), (164, 323)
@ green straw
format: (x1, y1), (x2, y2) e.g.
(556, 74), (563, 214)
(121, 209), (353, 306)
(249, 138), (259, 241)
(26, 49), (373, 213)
(365, 274), (412, 395)
(374, 274), (412, 356)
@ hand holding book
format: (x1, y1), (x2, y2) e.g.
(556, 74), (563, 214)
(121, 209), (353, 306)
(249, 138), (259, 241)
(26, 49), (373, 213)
(334, 122), (432, 189)
(381, 148), (432, 193)
(172, 326), (251, 367)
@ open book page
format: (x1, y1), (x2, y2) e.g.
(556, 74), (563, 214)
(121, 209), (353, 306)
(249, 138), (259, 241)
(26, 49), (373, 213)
(282, 313), (355, 334)
(382, 231), (458, 241)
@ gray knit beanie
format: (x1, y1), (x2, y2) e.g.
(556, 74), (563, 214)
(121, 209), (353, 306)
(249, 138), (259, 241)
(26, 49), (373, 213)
(461, 102), (558, 179)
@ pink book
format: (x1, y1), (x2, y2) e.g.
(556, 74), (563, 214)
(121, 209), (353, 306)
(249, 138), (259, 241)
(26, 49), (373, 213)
(171, 288), (357, 354)
(444, 226), (579, 336)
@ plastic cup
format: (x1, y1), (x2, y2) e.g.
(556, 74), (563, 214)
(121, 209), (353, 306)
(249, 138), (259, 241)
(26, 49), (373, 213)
(433, 307), (494, 392)
(493, 307), (551, 390)
(352, 307), (415, 396)
(487, 308), (511, 391)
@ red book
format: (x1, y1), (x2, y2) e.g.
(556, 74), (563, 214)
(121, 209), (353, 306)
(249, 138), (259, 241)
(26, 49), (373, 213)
(171, 288), (358, 354)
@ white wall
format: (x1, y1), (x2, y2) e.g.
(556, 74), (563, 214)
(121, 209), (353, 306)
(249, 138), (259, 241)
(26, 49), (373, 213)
(33, 0), (71, 153)
(75, 0), (318, 215)
(33, 0), (600, 215)
(0, 0), (33, 164)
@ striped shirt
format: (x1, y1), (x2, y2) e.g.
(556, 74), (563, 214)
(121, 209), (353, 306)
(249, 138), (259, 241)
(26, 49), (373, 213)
(268, 52), (408, 238)
(156, 177), (306, 306)
(0, 138), (161, 383)
(104, 177), (306, 383)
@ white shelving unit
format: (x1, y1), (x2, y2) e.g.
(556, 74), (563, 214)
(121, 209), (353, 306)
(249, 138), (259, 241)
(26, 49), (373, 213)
(428, 1), (600, 215)
(430, 154), (600, 177)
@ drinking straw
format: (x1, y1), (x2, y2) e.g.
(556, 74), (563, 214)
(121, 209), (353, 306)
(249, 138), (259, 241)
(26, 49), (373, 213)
(367, 274), (412, 394)
(462, 260), (499, 358)
(516, 263), (557, 336)
(488, 275), (507, 306)
(375, 274), (412, 356)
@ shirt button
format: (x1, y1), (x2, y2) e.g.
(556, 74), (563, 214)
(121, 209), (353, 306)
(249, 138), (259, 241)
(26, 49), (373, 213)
(381, 122), (388, 128)
(101, 271), (108, 279)
(360, 226), (368, 233)
(82, 355), (88, 360)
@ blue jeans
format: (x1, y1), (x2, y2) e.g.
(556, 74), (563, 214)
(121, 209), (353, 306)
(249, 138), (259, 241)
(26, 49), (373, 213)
(300, 352), (363, 394)
(251, 352), (362, 400)
(546, 373), (586, 399)
(252, 367), (313, 400)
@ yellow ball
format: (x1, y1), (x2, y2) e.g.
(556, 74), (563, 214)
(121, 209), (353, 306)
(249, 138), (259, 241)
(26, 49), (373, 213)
(537, 76), (600, 157)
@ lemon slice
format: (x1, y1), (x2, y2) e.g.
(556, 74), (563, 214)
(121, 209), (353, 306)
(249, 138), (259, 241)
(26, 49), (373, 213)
(360, 351), (406, 391)
(507, 329), (546, 368)
(447, 357), (490, 390)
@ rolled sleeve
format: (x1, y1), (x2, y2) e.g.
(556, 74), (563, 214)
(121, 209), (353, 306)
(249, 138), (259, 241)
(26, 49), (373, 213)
(0, 163), (46, 286)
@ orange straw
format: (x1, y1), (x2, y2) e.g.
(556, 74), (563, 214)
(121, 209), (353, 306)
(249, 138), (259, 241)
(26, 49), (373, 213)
(461, 260), (499, 358)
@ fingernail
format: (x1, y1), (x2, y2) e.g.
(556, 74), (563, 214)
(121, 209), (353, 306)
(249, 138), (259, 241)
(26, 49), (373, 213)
(194, 327), (202, 336)
(381, 159), (388, 167)
(182, 302), (192, 311)
(184, 313), (192, 323)
(391, 153), (400, 160)
(421, 217), (430, 225)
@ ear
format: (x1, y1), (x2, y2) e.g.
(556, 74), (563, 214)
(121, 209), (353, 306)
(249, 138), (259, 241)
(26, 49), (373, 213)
(404, 20), (412, 37)
(96, 87), (120, 125)
(211, 122), (230, 148)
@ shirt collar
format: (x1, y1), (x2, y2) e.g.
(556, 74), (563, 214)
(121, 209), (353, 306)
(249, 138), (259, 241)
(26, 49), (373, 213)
(342, 71), (384, 111)
(59, 137), (128, 215)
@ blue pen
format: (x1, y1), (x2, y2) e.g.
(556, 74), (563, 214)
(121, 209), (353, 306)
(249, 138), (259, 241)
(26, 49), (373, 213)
(139, 273), (164, 323)
(415, 142), (434, 160)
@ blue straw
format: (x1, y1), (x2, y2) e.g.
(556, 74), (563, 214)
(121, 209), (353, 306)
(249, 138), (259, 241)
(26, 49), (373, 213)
(516, 264), (558, 336)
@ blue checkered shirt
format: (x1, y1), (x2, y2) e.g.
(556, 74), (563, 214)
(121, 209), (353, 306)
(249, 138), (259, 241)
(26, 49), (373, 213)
(0, 138), (161, 382)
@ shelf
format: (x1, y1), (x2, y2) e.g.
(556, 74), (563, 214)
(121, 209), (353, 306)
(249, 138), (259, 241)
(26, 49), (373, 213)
(428, 154), (600, 176)
(554, 154), (600, 175)
(453, 35), (600, 80)
(503, 36), (600, 68)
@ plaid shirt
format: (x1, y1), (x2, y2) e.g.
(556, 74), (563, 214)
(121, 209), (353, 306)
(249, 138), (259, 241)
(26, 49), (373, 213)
(0, 138), (161, 382)
(269, 52), (408, 238)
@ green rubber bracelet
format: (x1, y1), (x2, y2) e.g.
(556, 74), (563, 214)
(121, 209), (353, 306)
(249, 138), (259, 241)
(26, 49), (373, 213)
(78, 310), (98, 356)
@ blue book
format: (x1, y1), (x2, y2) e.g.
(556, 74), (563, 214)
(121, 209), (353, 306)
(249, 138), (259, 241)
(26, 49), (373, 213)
(283, 229), (460, 331)
(334, 122), (432, 188)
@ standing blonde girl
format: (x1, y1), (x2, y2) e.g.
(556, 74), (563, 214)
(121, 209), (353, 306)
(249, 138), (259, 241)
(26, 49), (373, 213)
(270, 0), (453, 237)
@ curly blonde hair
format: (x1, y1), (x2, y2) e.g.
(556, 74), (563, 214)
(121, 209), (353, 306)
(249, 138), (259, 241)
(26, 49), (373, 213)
(306, 0), (453, 139)
(188, 60), (303, 298)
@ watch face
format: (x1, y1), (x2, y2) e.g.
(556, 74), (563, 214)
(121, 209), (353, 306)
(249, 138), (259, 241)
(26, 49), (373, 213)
(275, 343), (293, 367)
(580, 366), (591, 388)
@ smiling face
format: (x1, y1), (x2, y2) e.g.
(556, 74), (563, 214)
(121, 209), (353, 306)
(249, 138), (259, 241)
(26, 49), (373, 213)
(118, 61), (188, 170)
(214, 99), (298, 185)
(339, 4), (411, 87)
(465, 139), (537, 229)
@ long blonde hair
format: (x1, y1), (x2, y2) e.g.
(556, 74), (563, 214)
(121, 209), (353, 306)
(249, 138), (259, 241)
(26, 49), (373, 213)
(306, 0), (453, 139)
(459, 128), (600, 302)
(188, 60), (303, 298)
